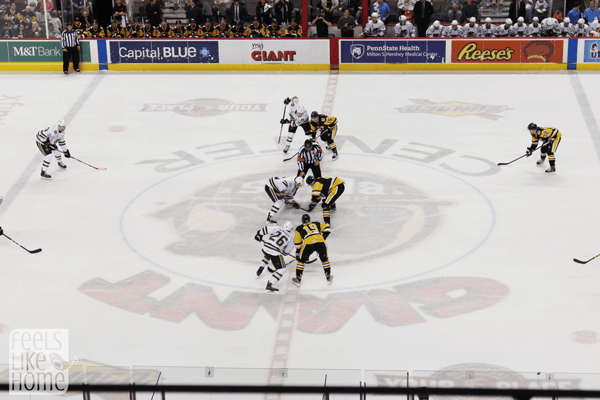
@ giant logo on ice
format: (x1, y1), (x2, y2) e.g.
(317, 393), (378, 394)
(397, 99), (510, 120)
(141, 98), (267, 118)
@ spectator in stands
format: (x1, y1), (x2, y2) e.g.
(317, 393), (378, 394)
(256, 0), (274, 24)
(113, 0), (127, 26)
(370, 0), (391, 23)
(509, 0), (526, 22)
(147, 0), (162, 26)
(286, 17), (302, 35)
(16, 23), (27, 38)
(30, 20), (42, 36)
(398, 0), (415, 19)
(490, 0), (503, 11)
(413, 0), (433, 35)
(275, 0), (293, 25)
(448, 4), (461, 23)
(461, 0), (478, 23)
(2, 23), (11, 38)
(321, 0), (339, 22)
(312, 7), (331, 36)
(50, 10), (61, 32)
(567, 1), (581, 22)
(534, 0), (547, 19)
(81, 10), (93, 28)
(22, 6), (35, 23)
(584, 0), (600, 22)
(227, 0), (247, 25)
(338, 7), (356, 35)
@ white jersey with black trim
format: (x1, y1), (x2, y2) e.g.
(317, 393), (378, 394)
(494, 24), (514, 37)
(288, 99), (309, 128)
(36, 124), (68, 151)
(462, 23), (478, 36)
(267, 177), (298, 199)
(527, 23), (542, 36)
(513, 22), (528, 36)
(478, 23), (496, 36)
(443, 25), (462, 37)
(364, 19), (386, 36)
(394, 21), (416, 37)
(557, 22), (574, 36)
(573, 23), (590, 36)
(259, 225), (295, 256)
(426, 25), (443, 37)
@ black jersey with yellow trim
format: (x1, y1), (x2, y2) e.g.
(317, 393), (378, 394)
(531, 126), (561, 146)
(310, 114), (338, 134)
(309, 177), (344, 202)
(294, 221), (331, 250)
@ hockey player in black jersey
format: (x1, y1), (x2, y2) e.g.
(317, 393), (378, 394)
(292, 214), (333, 287)
(310, 111), (339, 160)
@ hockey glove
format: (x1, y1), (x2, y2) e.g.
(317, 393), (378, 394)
(0, 226), (3, 236)
(284, 97), (292, 105)
(291, 201), (301, 209)
(254, 231), (263, 242)
(307, 202), (317, 212)
(64, 150), (71, 158)
(525, 146), (535, 157)
(280, 118), (290, 124)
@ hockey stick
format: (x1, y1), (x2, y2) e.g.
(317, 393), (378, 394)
(322, 374), (329, 400)
(59, 151), (106, 170)
(285, 255), (317, 265)
(573, 254), (600, 264)
(150, 371), (162, 400)
(497, 146), (540, 166)
(278, 104), (287, 144)
(283, 151), (299, 162)
(2, 233), (42, 254)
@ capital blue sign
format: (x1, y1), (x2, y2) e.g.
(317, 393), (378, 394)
(110, 41), (219, 64)
(340, 40), (445, 64)
(583, 40), (600, 63)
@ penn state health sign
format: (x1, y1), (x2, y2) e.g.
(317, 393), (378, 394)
(340, 40), (446, 64)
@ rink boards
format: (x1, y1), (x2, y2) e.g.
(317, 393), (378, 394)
(1, 37), (600, 71)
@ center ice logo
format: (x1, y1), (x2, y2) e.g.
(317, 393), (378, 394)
(397, 99), (510, 120)
(141, 98), (267, 117)
(147, 171), (452, 266)
(350, 44), (365, 59)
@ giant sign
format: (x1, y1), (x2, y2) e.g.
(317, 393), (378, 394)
(340, 40), (446, 64)
(218, 39), (330, 64)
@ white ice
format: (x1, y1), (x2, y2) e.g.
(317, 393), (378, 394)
(1, 71), (600, 392)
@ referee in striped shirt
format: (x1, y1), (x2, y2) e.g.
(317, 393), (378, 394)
(61, 21), (80, 74)
(297, 139), (323, 179)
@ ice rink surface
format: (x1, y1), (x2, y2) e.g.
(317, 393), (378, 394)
(2, 71), (600, 382)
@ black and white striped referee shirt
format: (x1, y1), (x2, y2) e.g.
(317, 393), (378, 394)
(61, 29), (80, 48)
(297, 142), (323, 171)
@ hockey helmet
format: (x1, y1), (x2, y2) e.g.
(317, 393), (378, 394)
(400, 15), (407, 21)
(527, 122), (538, 131)
(505, 18), (512, 25)
(311, 111), (319, 119)
(301, 214), (311, 223)
(518, 16), (524, 22)
(297, 105), (305, 115)
(371, 12), (379, 18)
(433, 20), (440, 28)
(469, 17), (476, 23)
(294, 176), (304, 187)
(451, 20), (458, 25)
(578, 18), (585, 24)
(57, 119), (66, 130)
(485, 17), (491, 23)
(304, 139), (313, 150)
(564, 17), (570, 24)
(306, 175), (315, 185)
(283, 221), (293, 232)
(533, 16), (539, 21)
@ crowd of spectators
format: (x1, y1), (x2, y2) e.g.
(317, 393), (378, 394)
(2, 0), (600, 39)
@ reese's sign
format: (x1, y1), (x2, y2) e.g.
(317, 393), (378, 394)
(452, 39), (564, 63)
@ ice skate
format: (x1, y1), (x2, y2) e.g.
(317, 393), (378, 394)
(266, 281), (279, 293)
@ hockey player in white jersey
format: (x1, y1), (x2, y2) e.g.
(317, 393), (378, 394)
(35, 120), (71, 179)
(462, 17), (478, 37)
(363, 12), (386, 37)
(281, 97), (311, 154)
(426, 20), (443, 37)
(527, 17), (542, 36)
(394, 15), (416, 37)
(494, 18), (514, 37)
(590, 17), (600, 31)
(513, 17), (528, 36)
(541, 17), (559, 36)
(265, 176), (304, 225)
(557, 17), (574, 36)
(443, 20), (463, 37)
(478, 17), (496, 36)
(255, 221), (296, 293)
(574, 18), (590, 36)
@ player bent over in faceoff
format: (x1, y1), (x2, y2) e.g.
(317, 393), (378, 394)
(310, 111), (339, 160)
(306, 176), (345, 226)
(526, 122), (562, 173)
(265, 176), (304, 225)
(281, 96), (312, 154)
(255, 221), (296, 293)
(293, 214), (332, 287)
(35, 119), (72, 179)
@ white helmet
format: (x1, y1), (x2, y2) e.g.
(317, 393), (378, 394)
(517, 16), (524, 22)
(533, 16), (539, 21)
(297, 105), (305, 115)
(371, 12), (379, 18)
(485, 17), (491, 23)
(451, 19), (458, 25)
(579, 18), (585, 24)
(505, 18), (512, 24)
(400, 14), (407, 21)
(469, 17), (476, 23)
(291, 96), (298, 104)
(57, 119), (66, 130)
(294, 176), (304, 187)
(433, 20), (440, 27)
(564, 17), (570, 23)
(283, 221), (293, 232)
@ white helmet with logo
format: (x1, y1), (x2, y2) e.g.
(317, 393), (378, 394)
(57, 119), (66, 130)
(294, 176), (304, 187)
